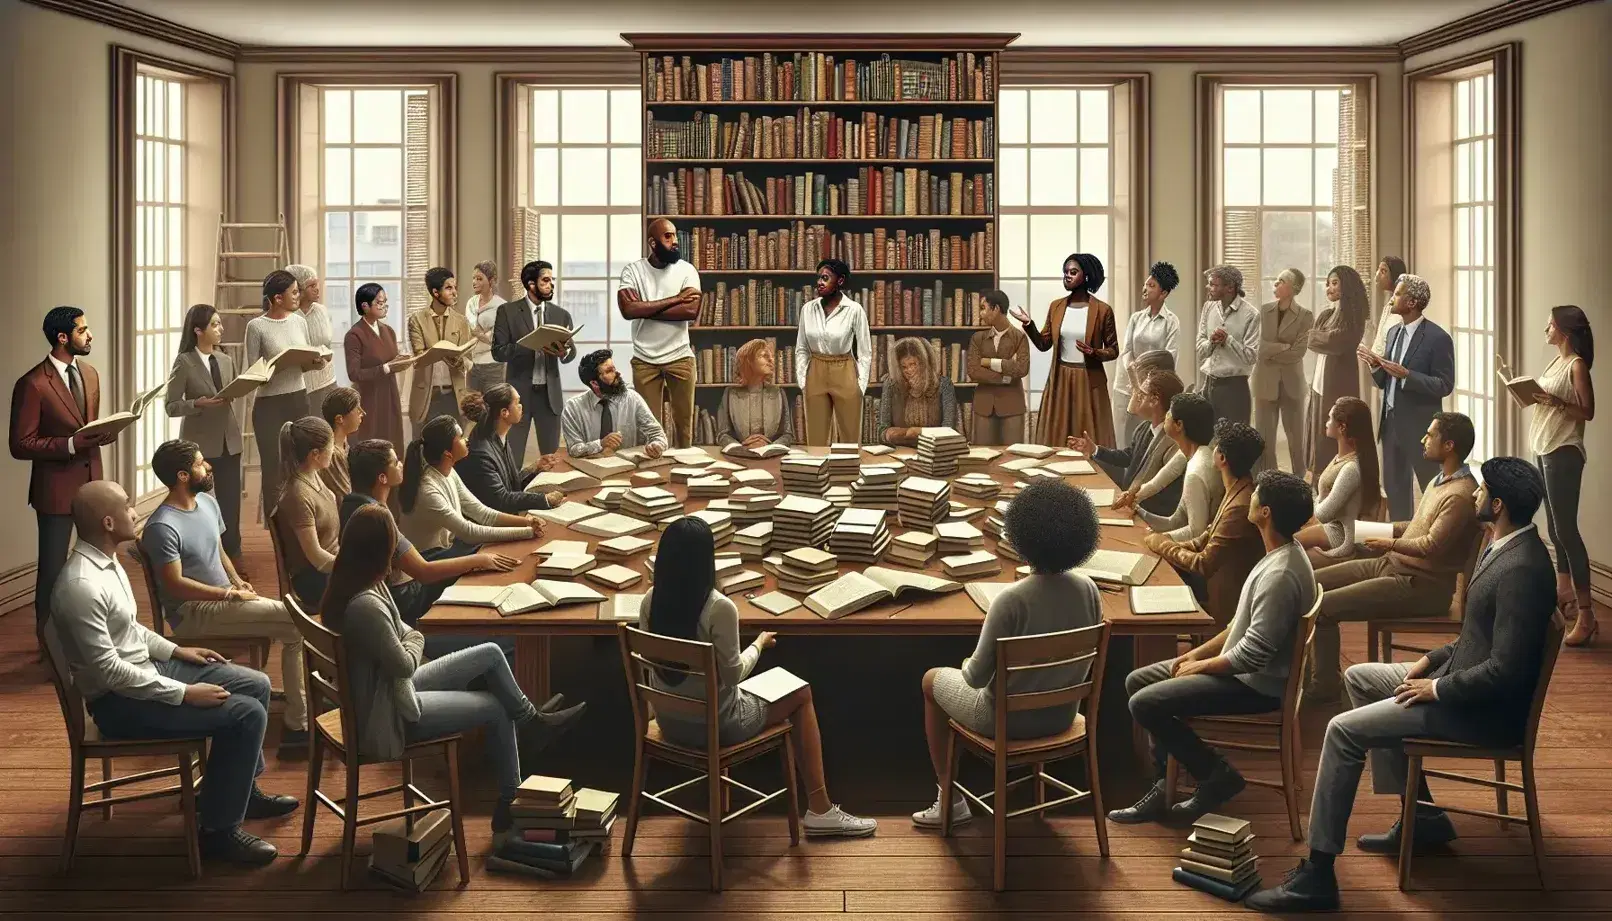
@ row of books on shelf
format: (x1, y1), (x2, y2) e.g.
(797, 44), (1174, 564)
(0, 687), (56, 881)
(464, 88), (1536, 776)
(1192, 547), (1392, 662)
(649, 166), (994, 218)
(692, 336), (974, 386)
(647, 110), (995, 161)
(698, 280), (995, 328)
(645, 51), (996, 104)
(678, 224), (994, 273)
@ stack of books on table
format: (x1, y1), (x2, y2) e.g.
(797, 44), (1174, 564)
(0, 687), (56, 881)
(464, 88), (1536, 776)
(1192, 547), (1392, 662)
(729, 487), (783, 524)
(686, 474), (732, 498)
(888, 531), (938, 568)
(772, 495), (838, 550)
(734, 522), (772, 559)
(851, 464), (901, 508)
(941, 550), (1002, 579)
(827, 508), (891, 563)
(668, 466), (707, 485)
(369, 807), (453, 891)
(664, 447), (717, 468)
(487, 775), (601, 880)
(572, 511), (654, 539)
(995, 529), (1023, 564)
(1173, 814), (1260, 900)
(589, 486), (626, 510)
(621, 486), (683, 523)
(772, 547), (840, 595)
(825, 485), (853, 508)
(536, 553), (596, 577)
(898, 476), (951, 529)
(934, 521), (985, 554)
(630, 470), (664, 486)
(731, 467), (776, 488)
(688, 508), (735, 547)
(596, 534), (653, 561)
(569, 454), (636, 481)
(780, 455), (831, 496)
(831, 441), (861, 455)
(947, 500), (984, 521)
(528, 470), (599, 494)
(952, 472), (1001, 501)
(825, 452), (861, 484)
(1006, 442), (1057, 460)
(909, 427), (968, 477)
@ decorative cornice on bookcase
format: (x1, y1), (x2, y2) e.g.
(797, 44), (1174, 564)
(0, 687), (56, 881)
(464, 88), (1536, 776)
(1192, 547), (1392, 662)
(623, 34), (1021, 53)
(21, 0), (239, 60)
(1397, 0), (1594, 59)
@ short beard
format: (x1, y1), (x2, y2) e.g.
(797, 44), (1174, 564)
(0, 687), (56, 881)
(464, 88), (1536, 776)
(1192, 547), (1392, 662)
(191, 475), (215, 494)
(529, 287), (553, 303)
(595, 377), (628, 398)
(68, 339), (92, 357)
(1476, 500), (1498, 524)
(651, 240), (681, 264)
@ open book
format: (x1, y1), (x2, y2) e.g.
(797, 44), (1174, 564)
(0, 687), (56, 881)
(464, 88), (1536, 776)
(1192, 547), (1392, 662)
(1073, 549), (1159, 586)
(723, 441), (791, 459)
(1130, 585), (1199, 615)
(414, 339), (474, 368)
(438, 580), (604, 615)
(518, 322), (583, 354)
(964, 581), (1012, 614)
(75, 368), (177, 439)
(271, 345), (333, 370)
(1495, 368), (1547, 407)
(527, 470), (600, 494)
(804, 567), (962, 620)
(216, 358), (272, 401)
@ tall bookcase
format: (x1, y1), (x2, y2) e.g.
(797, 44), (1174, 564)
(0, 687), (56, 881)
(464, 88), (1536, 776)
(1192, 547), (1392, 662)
(623, 33), (1018, 444)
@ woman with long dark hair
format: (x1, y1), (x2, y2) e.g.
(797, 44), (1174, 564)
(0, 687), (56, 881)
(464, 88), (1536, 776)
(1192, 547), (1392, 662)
(1304, 265), (1370, 478)
(455, 385), (562, 514)
(1012, 253), (1120, 447)
(317, 386), (363, 499)
(322, 504), (582, 833)
(398, 414), (539, 558)
(165, 303), (248, 569)
(1296, 396), (1380, 564)
(247, 270), (323, 522)
(639, 517), (876, 838)
(1531, 305), (1597, 645)
(343, 282), (411, 452)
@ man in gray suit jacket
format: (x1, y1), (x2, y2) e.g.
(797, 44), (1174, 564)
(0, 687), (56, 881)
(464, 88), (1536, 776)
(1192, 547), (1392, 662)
(1359, 274), (1454, 520)
(1248, 456), (1558, 913)
(1081, 368), (1185, 516)
(493, 260), (576, 463)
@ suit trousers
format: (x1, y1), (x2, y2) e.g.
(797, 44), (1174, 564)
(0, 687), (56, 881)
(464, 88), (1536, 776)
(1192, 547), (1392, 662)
(631, 356), (696, 448)
(1381, 409), (1442, 521)
(34, 512), (75, 632)
(467, 361), (506, 396)
(1306, 555), (1457, 699)
(804, 353), (862, 446)
(208, 452), (244, 558)
(1254, 384), (1306, 473)
(508, 380), (562, 464)
(971, 411), (1024, 447)
(1203, 374), (1252, 426)
(175, 596), (307, 731)
(1125, 659), (1280, 781)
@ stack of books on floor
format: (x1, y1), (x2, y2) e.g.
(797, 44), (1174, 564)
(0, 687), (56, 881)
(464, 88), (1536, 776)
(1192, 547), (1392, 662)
(825, 452), (861, 484)
(689, 508), (735, 547)
(825, 485), (853, 508)
(771, 547), (840, 594)
(952, 472), (1001, 500)
(734, 522), (772, 559)
(687, 474), (732, 498)
(828, 508), (891, 563)
(773, 495), (838, 550)
(934, 521), (984, 554)
(369, 807), (453, 891)
(729, 487), (783, 524)
(909, 427), (968, 477)
(596, 534), (654, 560)
(487, 775), (605, 880)
(898, 476), (951, 529)
(888, 531), (938, 568)
(941, 550), (1001, 579)
(780, 455), (831, 496)
(851, 464), (901, 508)
(570, 787), (620, 856)
(621, 486), (683, 523)
(1173, 814), (1259, 900)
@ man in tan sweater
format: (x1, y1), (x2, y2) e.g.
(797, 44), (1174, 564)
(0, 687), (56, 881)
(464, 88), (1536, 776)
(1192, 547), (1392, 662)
(1304, 411), (1482, 701)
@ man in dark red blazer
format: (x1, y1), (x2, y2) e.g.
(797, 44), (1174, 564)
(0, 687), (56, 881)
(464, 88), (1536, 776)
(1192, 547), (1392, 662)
(10, 306), (116, 638)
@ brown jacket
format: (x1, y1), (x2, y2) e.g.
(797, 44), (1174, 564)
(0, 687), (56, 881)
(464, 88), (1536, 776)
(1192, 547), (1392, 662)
(1307, 302), (1366, 407)
(406, 307), (472, 424)
(9, 358), (104, 515)
(1022, 296), (1119, 380)
(965, 324), (1030, 417)
(1155, 477), (1263, 628)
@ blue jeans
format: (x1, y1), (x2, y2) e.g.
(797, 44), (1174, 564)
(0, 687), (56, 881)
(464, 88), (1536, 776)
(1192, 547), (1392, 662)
(406, 642), (536, 799)
(405, 541), (515, 660)
(88, 659), (270, 832)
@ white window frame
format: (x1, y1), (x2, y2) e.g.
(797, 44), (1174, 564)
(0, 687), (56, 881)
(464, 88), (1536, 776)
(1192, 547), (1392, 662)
(132, 70), (187, 498)
(1450, 70), (1498, 462)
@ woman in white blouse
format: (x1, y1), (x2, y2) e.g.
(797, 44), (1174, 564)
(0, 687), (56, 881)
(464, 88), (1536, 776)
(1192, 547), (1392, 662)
(397, 415), (542, 557)
(1531, 305), (1597, 646)
(466, 260), (507, 395)
(1112, 261), (1182, 448)
(1136, 391), (1223, 542)
(1296, 396), (1379, 565)
(286, 265), (338, 411)
(794, 258), (871, 446)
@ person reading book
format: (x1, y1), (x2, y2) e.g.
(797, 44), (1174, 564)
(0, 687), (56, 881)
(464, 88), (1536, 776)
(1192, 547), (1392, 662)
(317, 386), (363, 499)
(455, 385), (563, 514)
(164, 304), (248, 573)
(492, 260), (577, 460)
(398, 415), (543, 557)
(343, 283), (410, 454)
(1247, 457), (1557, 913)
(1295, 397), (1379, 564)
(246, 271), (321, 521)
(878, 337), (958, 446)
(1528, 305), (1597, 646)
(1075, 368), (1184, 516)
(321, 504), (585, 836)
(1109, 471), (1316, 826)
(913, 479), (1103, 828)
(715, 338), (795, 448)
(1124, 391), (1221, 541)
(638, 517), (876, 838)
(560, 349), (668, 459)
(407, 266), (473, 431)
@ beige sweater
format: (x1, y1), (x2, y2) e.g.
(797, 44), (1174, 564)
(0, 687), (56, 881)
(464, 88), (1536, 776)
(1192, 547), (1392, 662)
(1388, 469), (1481, 578)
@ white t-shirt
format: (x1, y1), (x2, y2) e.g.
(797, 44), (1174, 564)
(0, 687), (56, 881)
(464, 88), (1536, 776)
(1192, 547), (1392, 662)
(619, 258), (700, 365)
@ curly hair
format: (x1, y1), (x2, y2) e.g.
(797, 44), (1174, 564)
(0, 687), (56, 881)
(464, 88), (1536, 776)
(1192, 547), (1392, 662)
(1327, 265), (1370, 329)
(892, 336), (939, 399)
(1148, 261), (1180, 293)
(1004, 479), (1100, 575)
(1205, 264), (1245, 299)
(1063, 253), (1106, 295)
(1396, 273), (1431, 312)
(1213, 419), (1265, 479)
(1255, 470), (1314, 539)
(735, 339), (776, 388)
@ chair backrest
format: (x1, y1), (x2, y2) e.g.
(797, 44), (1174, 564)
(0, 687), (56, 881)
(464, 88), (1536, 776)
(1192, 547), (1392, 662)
(286, 593), (353, 746)
(618, 624), (723, 754)
(1522, 611), (1569, 754)
(129, 536), (172, 638)
(991, 621), (1111, 735)
(1284, 584), (1324, 713)
(39, 619), (88, 751)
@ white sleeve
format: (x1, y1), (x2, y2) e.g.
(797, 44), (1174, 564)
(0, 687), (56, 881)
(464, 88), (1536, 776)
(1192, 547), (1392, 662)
(794, 306), (812, 387)
(853, 306), (873, 393)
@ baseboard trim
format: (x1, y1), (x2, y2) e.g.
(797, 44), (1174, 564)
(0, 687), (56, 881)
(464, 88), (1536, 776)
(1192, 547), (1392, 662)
(1591, 560), (1612, 608)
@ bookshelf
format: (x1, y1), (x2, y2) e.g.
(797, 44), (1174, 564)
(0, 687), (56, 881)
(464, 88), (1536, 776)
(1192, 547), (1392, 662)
(624, 33), (1017, 444)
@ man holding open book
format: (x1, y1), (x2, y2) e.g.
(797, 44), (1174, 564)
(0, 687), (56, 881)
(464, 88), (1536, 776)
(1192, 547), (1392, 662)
(408, 267), (475, 435)
(493, 260), (577, 462)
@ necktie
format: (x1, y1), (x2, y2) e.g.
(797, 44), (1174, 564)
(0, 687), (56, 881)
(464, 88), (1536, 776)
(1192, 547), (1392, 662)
(598, 399), (615, 443)
(67, 364), (86, 419)
(208, 354), (223, 391)
(1387, 327), (1407, 410)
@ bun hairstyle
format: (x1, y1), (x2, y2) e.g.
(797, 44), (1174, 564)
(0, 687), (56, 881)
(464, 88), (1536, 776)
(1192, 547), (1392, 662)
(400, 415), (461, 514)
(461, 383), (519, 441)
(1147, 261), (1180, 293)
(261, 270), (297, 312)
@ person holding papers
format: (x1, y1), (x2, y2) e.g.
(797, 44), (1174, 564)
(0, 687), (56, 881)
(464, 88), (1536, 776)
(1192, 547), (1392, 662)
(323, 504), (584, 835)
(407, 267), (473, 434)
(165, 304), (247, 571)
(1109, 471), (1316, 827)
(246, 271), (323, 522)
(639, 517), (877, 838)
(343, 283), (410, 452)
(1295, 397), (1378, 564)
(618, 219), (702, 448)
(398, 415), (542, 558)
(1358, 273), (1454, 521)
(10, 305), (113, 640)
(492, 260), (576, 462)
(456, 385), (563, 514)
(1126, 392), (1221, 541)
(795, 258), (872, 446)
(715, 338), (795, 447)
(878, 337), (957, 446)
(560, 349), (668, 459)
(1077, 368), (1185, 517)
(1531, 305), (1596, 646)
(913, 479), (1103, 828)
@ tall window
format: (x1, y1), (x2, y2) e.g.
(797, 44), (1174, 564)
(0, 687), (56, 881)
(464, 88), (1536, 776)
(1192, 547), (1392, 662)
(1451, 71), (1497, 461)
(997, 84), (1135, 412)
(132, 71), (187, 497)
(518, 86), (643, 398)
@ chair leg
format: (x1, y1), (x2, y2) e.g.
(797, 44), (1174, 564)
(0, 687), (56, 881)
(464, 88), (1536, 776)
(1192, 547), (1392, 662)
(1493, 759), (1509, 822)
(1087, 745), (1109, 859)
(720, 767), (731, 814)
(782, 731), (802, 846)
(177, 749), (202, 880)
(1522, 754), (1547, 890)
(300, 731), (324, 857)
(1033, 761), (1045, 806)
(1397, 754), (1423, 891)
(445, 739), (471, 888)
(61, 756), (86, 874)
(100, 758), (113, 820)
(1381, 630), (1394, 663)
(1280, 727), (1302, 842)
(1164, 755), (1179, 808)
(1366, 625), (1380, 662)
(992, 753), (1008, 892)
(708, 759), (724, 892)
(621, 742), (647, 858)
(939, 730), (958, 837)
(340, 760), (361, 891)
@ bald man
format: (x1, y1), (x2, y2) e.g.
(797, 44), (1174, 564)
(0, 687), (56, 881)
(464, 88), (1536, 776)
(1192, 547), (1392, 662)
(49, 480), (299, 866)
(616, 218), (702, 448)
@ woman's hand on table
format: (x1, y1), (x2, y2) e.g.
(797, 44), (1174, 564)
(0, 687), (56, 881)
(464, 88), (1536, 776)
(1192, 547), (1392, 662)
(754, 631), (777, 650)
(1111, 489), (1137, 511)
(525, 514), (545, 538)
(474, 552), (520, 573)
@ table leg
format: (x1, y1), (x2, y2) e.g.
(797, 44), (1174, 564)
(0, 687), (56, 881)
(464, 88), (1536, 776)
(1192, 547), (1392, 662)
(514, 635), (552, 703)
(1130, 634), (1181, 768)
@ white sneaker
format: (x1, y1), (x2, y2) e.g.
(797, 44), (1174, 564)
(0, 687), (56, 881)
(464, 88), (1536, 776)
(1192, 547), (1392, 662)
(912, 790), (972, 828)
(803, 804), (878, 838)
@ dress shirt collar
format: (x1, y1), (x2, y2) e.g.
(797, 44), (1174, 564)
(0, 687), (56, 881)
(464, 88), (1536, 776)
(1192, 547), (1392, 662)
(1150, 421), (1165, 436)
(1485, 522), (1537, 556)
(72, 541), (118, 571)
(49, 353), (77, 375)
(1432, 463), (1472, 487)
(364, 317), (381, 336)
(528, 295), (547, 314)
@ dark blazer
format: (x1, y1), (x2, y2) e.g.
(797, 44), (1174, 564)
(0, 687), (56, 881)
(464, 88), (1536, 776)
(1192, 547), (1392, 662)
(10, 358), (104, 516)
(164, 349), (244, 458)
(493, 297), (576, 416)
(454, 433), (553, 514)
(1424, 526), (1557, 735)
(1093, 421), (1183, 517)
(1373, 317), (1454, 439)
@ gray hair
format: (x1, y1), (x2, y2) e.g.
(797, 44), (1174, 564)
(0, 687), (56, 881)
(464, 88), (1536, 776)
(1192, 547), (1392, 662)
(284, 264), (318, 286)
(1278, 267), (1307, 294)
(1205, 264), (1245, 298)
(1396, 273), (1431, 311)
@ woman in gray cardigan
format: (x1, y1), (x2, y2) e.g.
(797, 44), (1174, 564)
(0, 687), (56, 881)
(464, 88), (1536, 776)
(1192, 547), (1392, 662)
(166, 303), (247, 565)
(322, 505), (583, 831)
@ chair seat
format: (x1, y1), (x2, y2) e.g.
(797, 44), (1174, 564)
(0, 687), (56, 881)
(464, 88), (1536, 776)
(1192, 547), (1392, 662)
(951, 713), (1087, 759)
(1187, 710), (1282, 728)
(314, 710), (461, 757)
(1402, 736), (1524, 760)
(645, 719), (792, 768)
(82, 736), (207, 758)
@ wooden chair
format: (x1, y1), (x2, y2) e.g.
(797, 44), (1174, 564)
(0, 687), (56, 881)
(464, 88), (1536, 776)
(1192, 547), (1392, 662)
(40, 619), (208, 878)
(941, 621), (1111, 892)
(1165, 587), (1323, 841)
(1367, 525), (1488, 663)
(129, 538), (270, 670)
(617, 624), (801, 892)
(1398, 611), (1567, 891)
(286, 595), (471, 889)
(265, 511), (296, 604)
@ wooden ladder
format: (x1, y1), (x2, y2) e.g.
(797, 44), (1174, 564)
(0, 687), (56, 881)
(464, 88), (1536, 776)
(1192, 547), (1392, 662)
(213, 214), (289, 473)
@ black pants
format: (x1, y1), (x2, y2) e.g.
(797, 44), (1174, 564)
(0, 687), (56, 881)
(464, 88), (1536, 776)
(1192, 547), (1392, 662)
(208, 452), (244, 558)
(1203, 374), (1251, 426)
(1126, 660), (1280, 780)
(34, 512), (75, 633)
(1381, 411), (1441, 521)
(508, 380), (562, 464)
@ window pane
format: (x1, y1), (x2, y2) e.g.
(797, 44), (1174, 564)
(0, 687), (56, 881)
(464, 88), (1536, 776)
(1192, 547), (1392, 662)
(168, 205), (183, 266)
(353, 89), (402, 144)
(1028, 147), (1077, 206)
(540, 213), (559, 264)
(1028, 214), (1080, 276)
(1456, 267), (1472, 328)
(561, 147), (609, 206)
(998, 147), (1027, 207)
(611, 213), (642, 275)
(354, 211), (403, 277)
(1455, 142), (1472, 204)
(1029, 89), (1079, 144)
(1314, 213), (1334, 287)
(1078, 147), (1108, 206)
(999, 89), (1027, 145)
(325, 212), (352, 278)
(1262, 89), (1312, 143)
(1456, 207), (1471, 265)
(610, 147), (640, 206)
(533, 147), (559, 207)
(999, 214), (1028, 279)
(1313, 145), (1337, 207)
(611, 89), (642, 143)
(1484, 138), (1495, 202)
(1315, 89), (1340, 145)
(1078, 214), (1109, 269)
(1027, 278), (1066, 388)
(562, 90), (609, 143)
(560, 214), (608, 278)
(149, 141), (166, 203)
(1262, 148), (1312, 206)
(1485, 205), (1496, 266)
(1456, 80), (1471, 139)
(353, 148), (403, 205)
(1261, 211), (1313, 286)
(998, 280), (1028, 315)
(324, 148), (352, 206)
(325, 90), (351, 143)
(533, 90), (560, 145)
(167, 81), (183, 141)
(168, 145), (183, 204)
(558, 278), (609, 347)
(1079, 89), (1109, 144)
(1222, 89), (1261, 143)
(1223, 148), (1260, 206)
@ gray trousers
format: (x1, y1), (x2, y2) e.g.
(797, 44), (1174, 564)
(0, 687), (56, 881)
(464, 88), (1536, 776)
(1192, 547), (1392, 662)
(252, 389), (311, 525)
(467, 361), (506, 396)
(1308, 662), (1502, 854)
(1203, 374), (1251, 426)
(1538, 447), (1589, 590)
(1126, 660), (1280, 781)
(508, 380), (562, 464)
(1254, 385), (1306, 473)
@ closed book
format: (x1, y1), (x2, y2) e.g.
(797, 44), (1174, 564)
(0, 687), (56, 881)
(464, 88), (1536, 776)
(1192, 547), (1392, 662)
(1179, 846), (1254, 872)
(370, 807), (451, 867)
(370, 832), (451, 890)
(1171, 866), (1260, 901)
(1179, 855), (1258, 884)
(1186, 829), (1256, 859)
(1191, 813), (1253, 845)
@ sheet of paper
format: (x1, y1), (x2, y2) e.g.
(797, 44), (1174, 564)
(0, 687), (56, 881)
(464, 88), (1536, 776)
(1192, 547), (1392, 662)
(1130, 585), (1199, 615)
(737, 666), (809, 703)
(1353, 520), (1393, 542)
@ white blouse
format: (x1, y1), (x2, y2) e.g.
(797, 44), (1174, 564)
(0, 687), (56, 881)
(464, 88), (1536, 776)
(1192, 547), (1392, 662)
(795, 296), (872, 393)
(1114, 304), (1181, 395)
(301, 303), (337, 392)
(468, 294), (506, 364)
(1058, 304), (1090, 363)
(1529, 355), (1586, 457)
(1138, 444), (1223, 543)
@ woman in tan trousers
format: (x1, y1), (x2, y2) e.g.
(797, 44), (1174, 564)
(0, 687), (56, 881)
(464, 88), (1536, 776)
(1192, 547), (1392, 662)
(1011, 253), (1119, 448)
(794, 258), (872, 445)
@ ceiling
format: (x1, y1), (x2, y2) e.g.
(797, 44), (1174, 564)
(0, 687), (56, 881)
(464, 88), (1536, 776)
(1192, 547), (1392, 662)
(114, 0), (1500, 48)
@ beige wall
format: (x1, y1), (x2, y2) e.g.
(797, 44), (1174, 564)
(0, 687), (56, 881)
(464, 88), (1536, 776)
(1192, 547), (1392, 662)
(1408, 0), (1612, 586)
(0, 1), (233, 601)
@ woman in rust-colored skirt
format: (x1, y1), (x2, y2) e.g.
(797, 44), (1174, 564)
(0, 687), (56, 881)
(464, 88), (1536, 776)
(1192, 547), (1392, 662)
(1011, 253), (1119, 447)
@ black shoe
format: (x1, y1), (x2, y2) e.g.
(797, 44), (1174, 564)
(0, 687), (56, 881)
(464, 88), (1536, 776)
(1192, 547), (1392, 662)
(1166, 764), (1247, 825)
(1357, 812), (1458, 853)
(491, 797), (514, 834)
(538, 693), (568, 713)
(277, 728), (310, 752)
(244, 785), (300, 820)
(1244, 859), (1341, 913)
(516, 701), (587, 763)
(1107, 780), (1170, 825)
(199, 826), (279, 866)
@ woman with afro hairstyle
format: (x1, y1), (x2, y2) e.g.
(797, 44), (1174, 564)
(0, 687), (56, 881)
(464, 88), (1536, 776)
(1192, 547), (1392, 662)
(1010, 252), (1120, 448)
(1112, 261), (1183, 447)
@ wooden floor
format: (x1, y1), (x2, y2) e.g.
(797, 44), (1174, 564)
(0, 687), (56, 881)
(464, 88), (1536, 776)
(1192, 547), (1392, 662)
(4, 512), (1611, 919)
